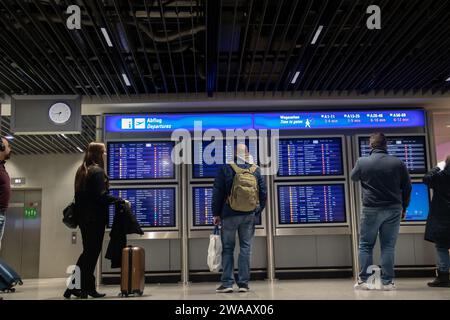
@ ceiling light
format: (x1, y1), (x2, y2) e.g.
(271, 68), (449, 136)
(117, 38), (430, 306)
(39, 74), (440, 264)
(101, 28), (113, 47)
(291, 71), (301, 84)
(122, 74), (131, 86)
(76, 147), (84, 153)
(5, 135), (14, 140)
(311, 25), (324, 45)
(60, 134), (68, 139)
(446, 77), (450, 82)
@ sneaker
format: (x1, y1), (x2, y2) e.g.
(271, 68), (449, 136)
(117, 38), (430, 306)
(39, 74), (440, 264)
(238, 284), (250, 293)
(216, 285), (233, 293)
(354, 281), (370, 290)
(382, 283), (396, 291)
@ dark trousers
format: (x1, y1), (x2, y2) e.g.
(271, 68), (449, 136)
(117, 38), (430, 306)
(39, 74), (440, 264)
(76, 222), (105, 292)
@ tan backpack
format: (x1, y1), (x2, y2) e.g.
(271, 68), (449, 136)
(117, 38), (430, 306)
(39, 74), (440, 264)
(227, 163), (259, 212)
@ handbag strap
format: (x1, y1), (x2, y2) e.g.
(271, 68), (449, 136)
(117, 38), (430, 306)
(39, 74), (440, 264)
(213, 225), (221, 235)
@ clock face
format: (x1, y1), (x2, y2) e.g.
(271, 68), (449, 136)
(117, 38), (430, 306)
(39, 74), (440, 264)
(49, 102), (71, 125)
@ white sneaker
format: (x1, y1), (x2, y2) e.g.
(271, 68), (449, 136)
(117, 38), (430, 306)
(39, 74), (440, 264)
(354, 281), (371, 290)
(382, 283), (396, 291)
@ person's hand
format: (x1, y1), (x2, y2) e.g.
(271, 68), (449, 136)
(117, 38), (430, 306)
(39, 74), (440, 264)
(213, 216), (221, 226)
(402, 209), (406, 220)
(437, 161), (446, 170)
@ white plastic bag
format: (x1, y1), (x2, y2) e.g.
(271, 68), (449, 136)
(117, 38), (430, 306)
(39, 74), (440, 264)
(207, 226), (222, 273)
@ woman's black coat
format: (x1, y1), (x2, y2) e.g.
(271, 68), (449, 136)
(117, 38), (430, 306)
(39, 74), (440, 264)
(423, 166), (450, 248)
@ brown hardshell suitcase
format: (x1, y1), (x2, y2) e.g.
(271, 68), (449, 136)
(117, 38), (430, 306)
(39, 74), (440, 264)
(120, 246), (145, 297)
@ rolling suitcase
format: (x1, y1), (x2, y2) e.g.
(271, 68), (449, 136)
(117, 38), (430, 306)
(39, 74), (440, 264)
(120, 246), (145, 297)
(0, 258), (23, 293)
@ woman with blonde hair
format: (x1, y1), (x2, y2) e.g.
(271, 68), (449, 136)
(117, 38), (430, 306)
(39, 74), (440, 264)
(64, 142), (120, 299)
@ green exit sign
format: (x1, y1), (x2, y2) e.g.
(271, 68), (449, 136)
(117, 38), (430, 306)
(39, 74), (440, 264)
(24, 208), (38, 219)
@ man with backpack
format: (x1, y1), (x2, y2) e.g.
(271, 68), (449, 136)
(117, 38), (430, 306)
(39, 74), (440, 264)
(212, 143), (267, 293)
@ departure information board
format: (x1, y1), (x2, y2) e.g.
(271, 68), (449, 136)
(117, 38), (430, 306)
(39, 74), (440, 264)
(192, 139), (258, 179)
(358, 136), (427, 174)
(192, 186), (262, 227)
(277, 184), (346, 225)
(277, 137), (343, 177)
(108, 188), (176, 228)
(107, 141), (175, 180)
(404, 183), (430, 222)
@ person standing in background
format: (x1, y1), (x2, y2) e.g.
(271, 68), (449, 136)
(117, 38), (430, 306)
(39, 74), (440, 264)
(64, 142), (120, 299)
(212, 143), (267, 293)
(351, 132), (412, 291)
(423, 156), (450, 288)
(0, 137), (12, 251)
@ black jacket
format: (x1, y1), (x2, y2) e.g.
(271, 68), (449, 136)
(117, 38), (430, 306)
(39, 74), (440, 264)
(105, 200), (144, 268)
(75, 165), (118, 226)
(423, 167), (450, 247)
(351, 148), (412, 210)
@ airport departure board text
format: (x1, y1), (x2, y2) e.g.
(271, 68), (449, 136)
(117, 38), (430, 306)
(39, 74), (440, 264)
(359, 136), (427, 174)
(277, 184), (346, 225)
(107, 141), (175, 180)
(192, 140), (258, 179)
(192, 186), (262, 226)
(277, 137), (343, 177)
(108, 188), (176, 228)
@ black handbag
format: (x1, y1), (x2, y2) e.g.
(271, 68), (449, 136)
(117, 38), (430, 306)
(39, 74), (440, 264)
(62, 200), (78, 229)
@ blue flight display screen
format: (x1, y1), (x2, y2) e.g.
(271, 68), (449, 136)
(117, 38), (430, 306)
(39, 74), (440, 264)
(359, 136), (427, 174)
(404, 183), (430, 221)
(107, 141), (175, 180)
(192, 186), (262, 226)
(277, 137), (343, 177)
(277, 184), (347, 224)
(108, 188), (176, 228)
(105, 110), (425, 132)
(192, 139), (258, 179)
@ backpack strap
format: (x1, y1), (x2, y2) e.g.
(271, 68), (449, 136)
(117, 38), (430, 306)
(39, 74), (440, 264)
(230, 163), (250, 174)
(249, 164), (257, 174)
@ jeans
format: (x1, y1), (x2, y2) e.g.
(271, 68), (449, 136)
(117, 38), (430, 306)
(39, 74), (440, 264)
(0, 210), (6, 251)
(359, 206), (402, 285)
(221, 214), (255, 288)
(436, 245), (450, 272)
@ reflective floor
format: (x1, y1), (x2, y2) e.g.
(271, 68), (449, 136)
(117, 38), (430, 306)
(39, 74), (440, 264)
(2, 278), (450, 300)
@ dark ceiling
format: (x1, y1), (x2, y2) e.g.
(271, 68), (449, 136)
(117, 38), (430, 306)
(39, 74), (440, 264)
(0, 115), (96, 155)
(0, 0), (449, 100)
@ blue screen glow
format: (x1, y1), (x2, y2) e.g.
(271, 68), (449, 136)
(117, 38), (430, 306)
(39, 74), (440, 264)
(253, 110), (425, 130)
(405, 183), (430, 221)
(108, 188), (176, 228)
(192, 139), (259, 179)
(106, 113), (253, 132)
(277, 137), (343, 177)
(277, 184), (347, 225)
(192, 186), (262, 227)
(105, 110), (425, 132)
(359, 136), (427, 174)
(107, 141), (175, 180)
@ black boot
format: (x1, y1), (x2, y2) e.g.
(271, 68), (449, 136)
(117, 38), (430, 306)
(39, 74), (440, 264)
(428, 270), (450, 288)
(63, 289), (82, 299)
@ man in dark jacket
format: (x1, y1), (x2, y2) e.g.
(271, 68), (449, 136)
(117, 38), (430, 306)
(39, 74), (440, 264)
(351, 132), (412, 290)
(423, 156), (450, 287)
(212, 143), (267, 293)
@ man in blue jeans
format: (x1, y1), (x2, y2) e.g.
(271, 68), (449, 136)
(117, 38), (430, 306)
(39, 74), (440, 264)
(351, 133), (411, 291)
(212, 143), (267, 293)
(0, 137), (12, 251)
